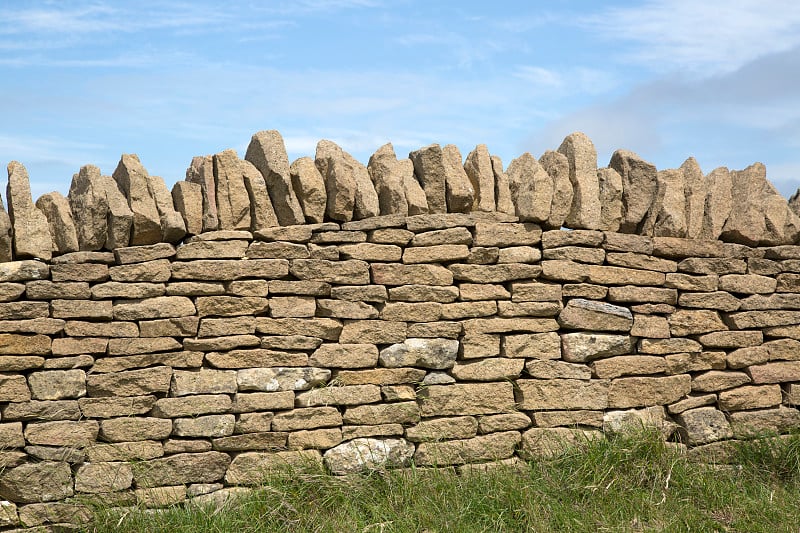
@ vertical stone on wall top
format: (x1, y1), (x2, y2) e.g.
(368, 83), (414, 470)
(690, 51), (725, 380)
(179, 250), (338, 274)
(112, 154), (162, 245)
(558, 132), (600, 230)
(289, 156), (327, 223)
(507, 152), (552, 224)
(609, 149), (657, 234)
(241, 159), (279, 231)
(701, 166), (732, 240)
(316, 140), (356, 222)
(172, 180), (204, 236)
(68, 165), (109, 251)
(344, 150), (380, 220)
(0, 193), (13, 262)
(681, 157), (706, 240)
(490, 155), (515, 216)
(245, 130), (306, 226)
(36, 192), (79, 254)
(464, 144), (497, 212)
(442, 144), (474, 213)
(6, 161), (53, 260)
(148, 174), (187, 242)
(99, 173), (133, 250)
(539, 150), (572, 229)
(186, 155), (219, 232)
(212, 150), (252, 231)
(641, 168), (687, 237)
(368, 143), (410, 216)
(597, 167), (622, 232)
(409, 144), (447, 214)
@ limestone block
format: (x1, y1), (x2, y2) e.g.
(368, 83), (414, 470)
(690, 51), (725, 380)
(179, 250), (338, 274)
(236, 367), (330, 392)
(290, 156), (327, 223)
(597, 167), (623, 232)
(212, 149), (252, 231)
(185, 155), (219, 232)
(418, 382), (516, 416)
(490, 154), (515, 215)
(133, 451), (231, 488)
(36, 192), (79, 253)
(87, 366), (172, 397)
(414, 431), (520, 466)
(24, 420), (98, 447)
(682, 157), (706, 239)
(244, 130), (305, 225)
(379, 338), (458, 369)
(539, 150), (573, 228)
(111, 154), (161, 245)
(68, 165), (109, 251)
(240, 160), (279, 232)
(368, 143), (409, 216)
(148, 174), (186, 242)
(464, 144), (496, 212)
(607, 375), (691, 408)
(558, 132), (600, 229)
(315, 140), (356, 221)
(0, 462), (73, 503)
(641, 168), (687, 237)
(171, 180), (203, 235)
(342, 402), (419, 425)
(517, 379), (609, 410)
(558, 299), (633, 332)
(609, 149), (657, 233)
(409, 144), (448, 213)
(691, 370), (751, 392)
(28, 369), (86, 400)
(6, 161), (52, 259)
(323, 438), (413, 474)
(507, 153), (552, 223)
(668, 310), (727, 336)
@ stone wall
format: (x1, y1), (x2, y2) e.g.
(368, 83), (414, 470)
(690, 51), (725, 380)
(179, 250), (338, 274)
(0, 130), (799, 530)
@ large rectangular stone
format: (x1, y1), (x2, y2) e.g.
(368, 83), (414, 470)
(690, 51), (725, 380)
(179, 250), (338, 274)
(272, 407), (342, 431)
(113, 296), (196, 320)
(418, 383), (516, 416)
(109, 259), (172, 282)
(171, 369), (237, 395)
(91, 351), (203, 373)
(747, 361), (800, 384)
(474, 222), (541, 247)
(371, 263), (453, 286)
(607, 375), (691, 408)
(339, 320), (407, 344)
(449, 264), (541, 283)
(171, 259), (289, 280)
(87, 366), (172, 397)
(516, 379), (609, 410)
(289, 259), (369, 284)
(256, 318), (342, 340)
(586, 265), (665, 286)
(342, 401), (419, 424)
(0, 301), (50, 320)
(64, 321), (139, 337)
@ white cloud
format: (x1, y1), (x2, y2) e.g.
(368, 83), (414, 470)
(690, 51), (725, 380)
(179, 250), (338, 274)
(585, 0), (800, 74)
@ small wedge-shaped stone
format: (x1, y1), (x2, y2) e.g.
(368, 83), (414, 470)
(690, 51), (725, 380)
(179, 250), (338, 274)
(316, 140), (356, 222)
(402, 158), (428, 215)
(464, 145), (496, 212)
(369, 143), (409, 216)
(241, 159), (279, 231)
(212, 149), (252, 231)
(491, 155), (515, 215)
(442, 144), (474, 213)
(700, 167), (732, 240)
(290, 157), (327, 223)
(98, 174), (134, 250)
(7, 161), (52, 259)
(507, 153), (552, 223)
(539, 150), (573, 228)
(344, 151), (380, 220)
(558, 132), (600, 229)
(36, 192), (79, 253)
(186, 155), (219, 231)
(682, 157), (706, 239)
(597, 167), (622, 232)
(0, 195), (12, 261)
(721, 163), (800, 245)
(409, 144), (447, 214)
(172, 181), (203, 235)
(113, 154), (162, 245)
(148, 175), (186, 242)
(641, 168), (687, 237)
(68, 165), (108, 251)
(245, 130), (305, 225)
(609, 149), (657, 233)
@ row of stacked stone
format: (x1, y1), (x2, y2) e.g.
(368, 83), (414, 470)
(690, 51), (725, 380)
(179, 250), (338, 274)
(3, 129), (800, 267)
(0, 212), (799, 528)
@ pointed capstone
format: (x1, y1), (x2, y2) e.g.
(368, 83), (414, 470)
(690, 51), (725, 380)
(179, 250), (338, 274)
(245, 130), (305, 225)
(98, 175), (133, 250)
(641, 168), (687, 237)
(491, 155), (515, 215)
(597, 167), (623, 232)
(316, 140), (356, 222)
(721, 163), (800, 246)
(68, 165), (108, 251)
(35, 192), (79, 253)
(112, 154), (162, 245)
(539, 150), (572, 228)
(700, 167), (732, 240)
(241, 159), (279, 231)
(344, 151), (380, 220)
(186, 155), (219, 232)
(290, 157), (327, 223)
(402, 159), (428, 215)
(442, 144), (474, 213)
(681, 157), (706, 240)
(558, 132), (600, 230)
(148, 175), (186, 242)
(409, 144), (447, 214)
(172, 181), (204, 236)
(464, 145), (496, 212)
(368, 143), (409, 216)
(507, 152), (552, 223)
(609, 149), (657, 233)
(6, 161), (52, 260)
(212, 149), (252, 231)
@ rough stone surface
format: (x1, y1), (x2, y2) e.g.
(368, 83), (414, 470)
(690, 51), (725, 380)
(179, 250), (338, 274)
(507, 152), (552, 223)
(324, 438), (414, 474)
(7, 161), (52, 259)
(245, 130), (305, 225)
(559, 132), (600, 230)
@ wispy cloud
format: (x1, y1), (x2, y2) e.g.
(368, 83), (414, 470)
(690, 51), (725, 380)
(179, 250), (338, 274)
(584, 0), (800, 74)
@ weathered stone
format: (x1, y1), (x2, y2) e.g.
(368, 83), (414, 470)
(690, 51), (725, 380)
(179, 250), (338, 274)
(606, 252), (677, 273)
(747, 361), (800, 384)
(414, 431), (519, 466)
(236, 367), (330, 392)
(87, 366), (172, 397)
(342, 402), (419, 426)
(558, 132), (600, 229)
(448, 263), (541, 283)
(7, 161), (53, 259)
(609, 149), (657, 233)
(607, 375), (691, 408)
(113, 296), (195, 320)
(419, 382), (516, 416)
(25, 420), (98, 447)
(28, 369), (85, 400)
(641, 168), (687, 237)
(295, 384), (380, 407)
(536, 150), (571, 227)
(389, 284), (457, 303)
(68, 165), (109, 251)
(474, 222), (542, 247)
(592, 356), (666, 379)
(288, 156), (326, 223)
(36, 192), (79, 254)
(603, 406), (676, 438)
(173, 415), (235, 438)
(185, 155), (218, 231)
(378, 338), (457, 369)
(211, 149), (251, 230)
(78, 396), (155, 418)
(0, 462), (73, 503)
(542, 245), (603, 264)
(239, 160), (279, 232)
(171, 180), (203, 235)
(666, 351), (726, 374)
(506, 153), (552, 223)
(558, 299), (632, 331)
(110, 154), (161, 245)
(501, 332), (561, 359)
(719, 385), (782, 411)
(100, 417), (172, 442)
(668, 310), (726, 336)
(597, 167), (623, 231)
(314, 140), (357, 221)
(691, 370), (751, 392)
(672, 407), (732, 445)
(729, 407), (800, 438)
(309, 344), (377, 368)
(696, 330), (761, 349)
(133, 451), (231, 488)
(521, 428), (602, 459)
(630, 315), (670, 338)
(371, 263), (452, 286)
(726, 346), (769, 369)
(678, 291), (740, 312)
(139, 317), (199, 337)
(721, 163), (800, 245)
(726, 310), (800, 329)
(517, 379), (609, 410)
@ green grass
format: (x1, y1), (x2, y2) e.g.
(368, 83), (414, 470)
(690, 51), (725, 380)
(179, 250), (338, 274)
(86, 431), (800, 533)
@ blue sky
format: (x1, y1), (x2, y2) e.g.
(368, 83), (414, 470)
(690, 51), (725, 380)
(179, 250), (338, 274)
(2, 0), (800, 200)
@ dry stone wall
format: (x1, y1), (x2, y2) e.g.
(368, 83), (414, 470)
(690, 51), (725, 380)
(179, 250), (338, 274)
(0, 130), (798, 530)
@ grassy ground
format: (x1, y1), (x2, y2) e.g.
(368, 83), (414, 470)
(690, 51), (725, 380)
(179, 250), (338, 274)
(87, 431), (800, 533)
